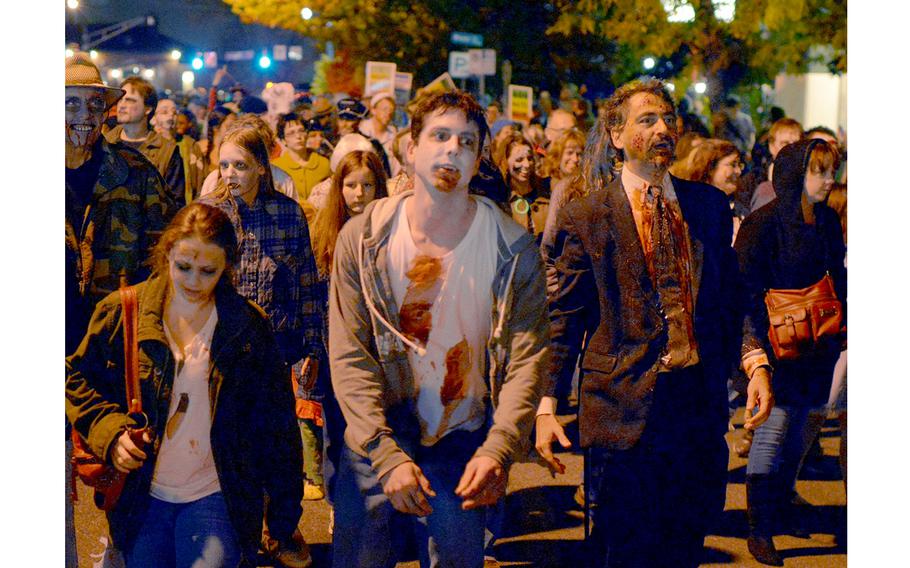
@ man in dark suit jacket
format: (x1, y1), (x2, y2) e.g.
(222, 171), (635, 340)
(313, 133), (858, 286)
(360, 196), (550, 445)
(535, 78), (773, 567)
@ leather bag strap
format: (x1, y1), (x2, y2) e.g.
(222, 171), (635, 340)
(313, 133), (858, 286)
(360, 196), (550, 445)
(120, 286), (141, 414)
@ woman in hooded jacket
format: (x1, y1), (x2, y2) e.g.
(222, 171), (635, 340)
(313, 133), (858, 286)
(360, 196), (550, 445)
(735, 138), (847, 566)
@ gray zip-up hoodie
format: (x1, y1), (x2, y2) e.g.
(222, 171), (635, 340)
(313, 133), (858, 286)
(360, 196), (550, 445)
(328, 191), (550, 479)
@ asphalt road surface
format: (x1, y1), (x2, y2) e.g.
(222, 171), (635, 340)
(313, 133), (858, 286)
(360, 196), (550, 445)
(73, 409), (846, 567)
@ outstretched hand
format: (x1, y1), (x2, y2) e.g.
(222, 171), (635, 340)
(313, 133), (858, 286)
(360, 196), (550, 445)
(455, 456), (507, 510)
(380, 461), (436, 516)
(535, 414), (572, 476)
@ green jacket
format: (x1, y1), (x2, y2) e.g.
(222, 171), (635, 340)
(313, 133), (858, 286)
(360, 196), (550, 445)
(65, 139), (175, 310)
(328, 191), (550, 479)
(66, 276), (303, 564)
(105, 126), (186, 208)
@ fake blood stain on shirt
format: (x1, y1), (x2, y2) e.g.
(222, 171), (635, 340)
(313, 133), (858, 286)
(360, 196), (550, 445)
(441, 338), (471, 406)
(399, 255), (444, 345)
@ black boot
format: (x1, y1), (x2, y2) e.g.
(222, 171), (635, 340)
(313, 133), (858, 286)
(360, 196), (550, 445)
(746, 474), (784, 566)
(779, 486), (813, 539)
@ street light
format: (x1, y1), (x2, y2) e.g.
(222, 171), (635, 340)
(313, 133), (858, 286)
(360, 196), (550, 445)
(170, 49), (182, 61)
(67, 0), (80, 10)
(643, 57), (656, 70)
(258, 55), (272, 69)
(301, 7), (314, 20)
(110, 69), (123, 80)
(191, 57), (203, 70)
(89, 50), (99, 60)
(142, 69), (155, 80)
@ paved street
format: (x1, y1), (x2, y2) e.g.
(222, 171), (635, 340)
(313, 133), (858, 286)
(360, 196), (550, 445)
(74, 409), (846, 567)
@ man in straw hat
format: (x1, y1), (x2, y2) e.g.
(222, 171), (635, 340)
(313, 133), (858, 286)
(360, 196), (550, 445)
(65, 51), (175, 328)
(66, 52), (176, 565)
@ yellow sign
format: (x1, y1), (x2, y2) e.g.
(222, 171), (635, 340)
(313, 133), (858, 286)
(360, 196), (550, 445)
(422, 72), (457, 95)
(508, 84), (533, 125)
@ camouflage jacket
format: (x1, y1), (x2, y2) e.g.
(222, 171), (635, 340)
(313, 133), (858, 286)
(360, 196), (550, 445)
(104, 126), (186, 209)
(65, 139), (175, 311)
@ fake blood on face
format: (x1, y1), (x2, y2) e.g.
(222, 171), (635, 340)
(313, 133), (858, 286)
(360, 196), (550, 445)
(433, 167), (461, 192)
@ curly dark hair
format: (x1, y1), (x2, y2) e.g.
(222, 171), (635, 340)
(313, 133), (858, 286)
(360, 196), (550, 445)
(581, 77), (676, 190)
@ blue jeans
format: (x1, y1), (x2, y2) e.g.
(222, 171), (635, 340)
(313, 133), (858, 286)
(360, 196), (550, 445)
(124, 492), (241, 568)
(746, 405), (825, 486)
(332, 429), (488, 568)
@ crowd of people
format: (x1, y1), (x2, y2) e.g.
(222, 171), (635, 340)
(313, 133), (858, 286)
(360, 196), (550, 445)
(65, 50), (847, 568)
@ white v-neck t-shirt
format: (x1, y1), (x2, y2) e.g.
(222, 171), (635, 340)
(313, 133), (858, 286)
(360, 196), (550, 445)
(387, 197), (498, 446)
(150, 308), (221, 503)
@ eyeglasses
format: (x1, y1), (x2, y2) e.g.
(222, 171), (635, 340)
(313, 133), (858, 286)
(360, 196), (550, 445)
(66, 96), (108, 114)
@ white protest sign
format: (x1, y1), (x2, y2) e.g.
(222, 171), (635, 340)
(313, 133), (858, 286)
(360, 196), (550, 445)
(469, 49), (496, 76)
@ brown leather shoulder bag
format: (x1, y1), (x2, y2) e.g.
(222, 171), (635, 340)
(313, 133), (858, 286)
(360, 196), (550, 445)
(70, 286), (152, 511)
(764, 273), (843, 361)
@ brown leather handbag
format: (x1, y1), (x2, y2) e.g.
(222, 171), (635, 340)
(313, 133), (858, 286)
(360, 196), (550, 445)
(764, 273), (843, 361)
(71, 286), (152, 511)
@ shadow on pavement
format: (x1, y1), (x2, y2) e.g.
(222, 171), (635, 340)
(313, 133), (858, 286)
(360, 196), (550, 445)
(492, 538), (588, 567)
(500, 484), (584, 538)
(701, 545), (735, 564)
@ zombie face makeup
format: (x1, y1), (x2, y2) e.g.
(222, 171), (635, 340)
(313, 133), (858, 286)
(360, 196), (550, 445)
(65, 86), (108, 149)
(218, 141), (264, 203)
(409, 109), (481, 194)
(507, 143), (533, 186)
(154, 99), (178, 134)
(167, 237), (227, 305)
(610, 92), (677, 172)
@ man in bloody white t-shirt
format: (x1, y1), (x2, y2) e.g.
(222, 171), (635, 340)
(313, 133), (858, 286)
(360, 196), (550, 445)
(328, 90), (550, 567)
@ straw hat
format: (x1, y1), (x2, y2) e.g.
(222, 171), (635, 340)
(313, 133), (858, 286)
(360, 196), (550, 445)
(65, 52), (124, 108)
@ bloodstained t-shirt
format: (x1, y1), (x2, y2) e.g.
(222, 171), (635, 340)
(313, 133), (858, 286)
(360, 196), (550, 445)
(387, 197), (497, 446)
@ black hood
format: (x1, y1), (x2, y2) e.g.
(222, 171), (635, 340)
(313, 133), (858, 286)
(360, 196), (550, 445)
(771, 138), (830, 221)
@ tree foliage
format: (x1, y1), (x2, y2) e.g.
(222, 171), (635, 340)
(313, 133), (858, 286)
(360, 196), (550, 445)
(222, 0), (846, 98)
(549, 0), (846, 95)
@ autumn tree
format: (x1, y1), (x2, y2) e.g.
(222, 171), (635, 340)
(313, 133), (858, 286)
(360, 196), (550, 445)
(223, 0), (634, 97)
(222, 0), (845, 104)
(222, 0), (451, 85)
(548, 0), (847, 102)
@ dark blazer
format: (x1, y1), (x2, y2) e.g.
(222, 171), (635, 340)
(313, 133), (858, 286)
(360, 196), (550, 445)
(544, 174), (743, 449)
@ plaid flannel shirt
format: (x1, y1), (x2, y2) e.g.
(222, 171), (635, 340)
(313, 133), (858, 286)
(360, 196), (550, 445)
(201, 189), (326, 370)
